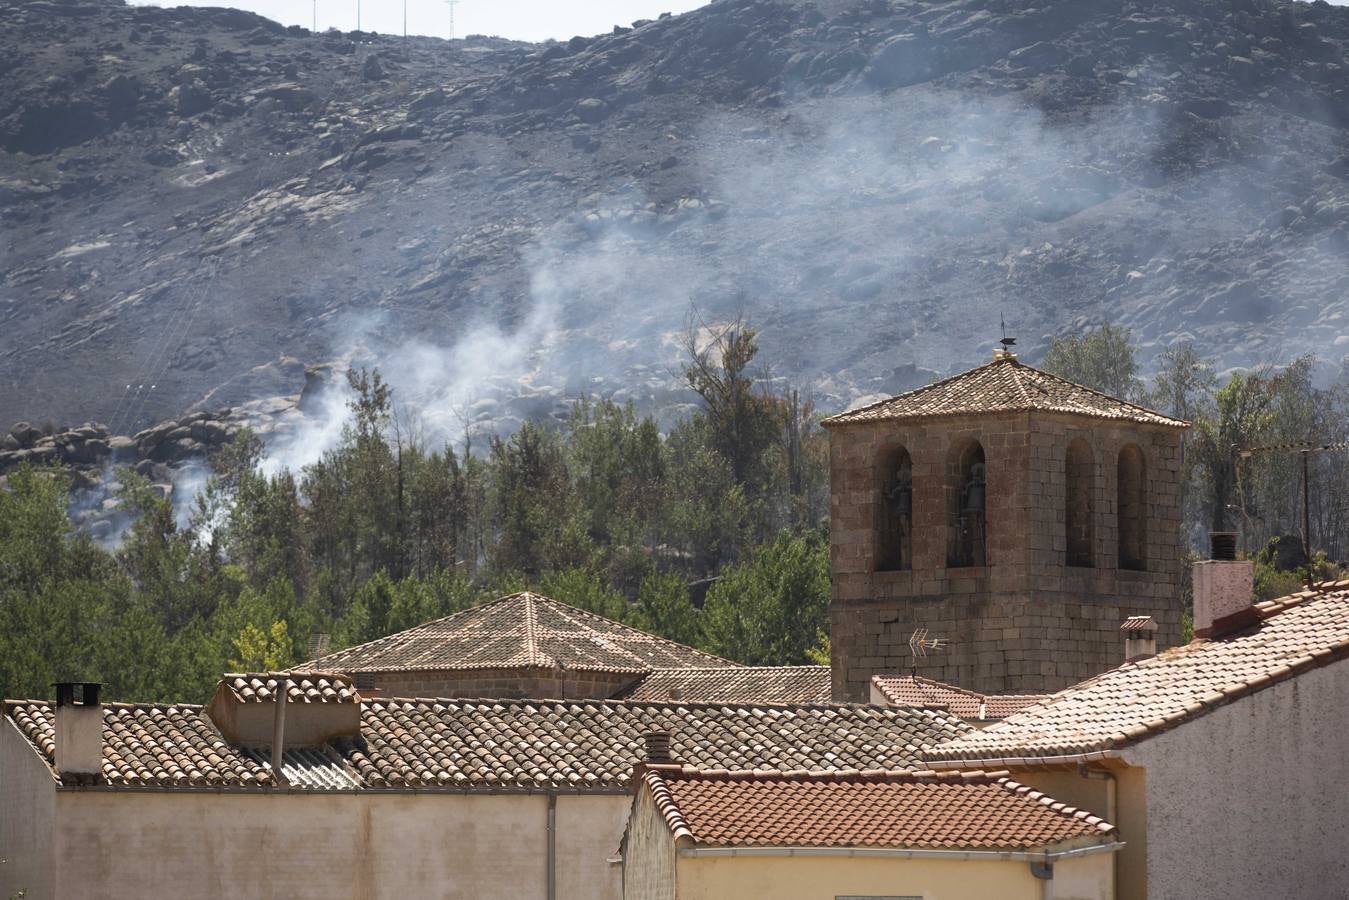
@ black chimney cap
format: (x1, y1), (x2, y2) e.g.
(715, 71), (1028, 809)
(1210, 532), (1238, 561)
(53, 682), (103, 707)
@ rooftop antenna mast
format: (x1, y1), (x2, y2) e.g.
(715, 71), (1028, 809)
(312, 0), (317, 33)
(355, 0), (360, 33)
(907, 628), (947, 671)
(1236, 440), (1349, 589)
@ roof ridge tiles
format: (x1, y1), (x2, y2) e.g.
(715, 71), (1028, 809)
(928, 587), (1349, 764)
(822, 355), (1187, 429)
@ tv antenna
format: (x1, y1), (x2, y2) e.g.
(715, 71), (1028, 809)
(1236, 440), (1349, 589)
(908, 628), (946, 659)
(999, 312), (1016, 350)
(445, 0), (460, 40)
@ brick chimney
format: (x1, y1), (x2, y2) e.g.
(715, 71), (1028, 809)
(1193, 532), (1256, 638)
(1121, 616), (1158, 662)
(53, 682), (103, 783)
(633, 730), (681, 782)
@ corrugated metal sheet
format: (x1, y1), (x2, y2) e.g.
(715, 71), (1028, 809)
(241, 747), (360, 790)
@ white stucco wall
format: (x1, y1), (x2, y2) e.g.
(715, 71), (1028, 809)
(1124, 656), (1349, 900)
(555, 794), (629, 900)
(1, 775), (631, 900)
(0, 719), (56, 899)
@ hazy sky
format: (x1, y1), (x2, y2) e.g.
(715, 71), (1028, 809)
(129, 1), (710, 43)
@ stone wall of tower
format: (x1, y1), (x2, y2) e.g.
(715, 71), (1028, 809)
(828, 410), (1184, 701)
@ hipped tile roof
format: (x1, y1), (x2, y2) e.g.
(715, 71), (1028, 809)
(223, 672), (359, 704)
(871, 675), (1050, 721)
(618, 666), (832, 704)
(4, 695), (969, 791)
(928, 586), (1349, 764)
(823, 355), (1187, 429)
(643, 767), (1116, 851)
(304, 592), (733, 674)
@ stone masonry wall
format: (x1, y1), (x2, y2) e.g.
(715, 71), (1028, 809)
(829, 410), (1185, 700)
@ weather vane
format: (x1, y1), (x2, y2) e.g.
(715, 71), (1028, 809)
(1000, 312), (1016, 349)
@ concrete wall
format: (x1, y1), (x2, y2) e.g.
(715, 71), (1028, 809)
(557, 794), (629, 900)
(1125, 657), (1349, 900)
(1000, 766), (1143, 900)
(830, 411), (1184, 699)
(369, 667), (639, 701)
(621, 784), (677, 900)
(2, 778), (630, 900)
(0, 719), (56, 899)
(674, 853), (1075, 900)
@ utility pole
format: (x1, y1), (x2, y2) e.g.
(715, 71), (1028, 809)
(403, 0), (408, 40)
(312, 0), (316, 32)
(1237, 440), (1349, 589)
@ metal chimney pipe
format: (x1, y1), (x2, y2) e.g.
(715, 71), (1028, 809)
(270, 675), (289, 786)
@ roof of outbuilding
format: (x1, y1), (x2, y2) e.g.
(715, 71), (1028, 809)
(303, 592), (734, 675)
(928, 586), (1349, 765)
(222, 672), (359, 704)
(641, 767), (1116, 851)
(617, 666), (832, 705)
(871, 675), (1050, 720)
(822, 355), (1187, 429)
(4, 695), (970, 791)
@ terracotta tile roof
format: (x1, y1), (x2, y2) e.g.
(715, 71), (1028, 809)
(643, 767), (1116, 850)
(4, 696), (969, 791)
(1120, 615), (1158, 633)
(822, 356), (1187, 429)
(871, 675), (1050, 720)
(5, 701), (276, 787)
(616, 666), (832, 704)
(928, 586), (1349, 764)
(223, 672), (359, 704)
(338, 697), (968, 789)
(304, 592), (734, 674)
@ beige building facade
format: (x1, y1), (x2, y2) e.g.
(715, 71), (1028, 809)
(823, 355), (1188, 700)
(1, 675), (966, 900)
(621, 767), (1119, 900)
(929, 579), (1349, 900)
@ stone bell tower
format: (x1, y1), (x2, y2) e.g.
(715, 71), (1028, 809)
(822, 349), (1189, 701)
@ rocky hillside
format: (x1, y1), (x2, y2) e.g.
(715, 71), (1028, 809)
(5, 0), (1349, 438)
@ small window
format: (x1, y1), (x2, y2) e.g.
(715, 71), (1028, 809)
(354, 672), (377, 691)
(876, 446), (913, 572)
(1117, 443), (1147, 571)
(1066, 438), (1095, 568)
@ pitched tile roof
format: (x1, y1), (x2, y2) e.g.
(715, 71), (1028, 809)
(823, 355), (1187, 429)
(642, 767), (1116, 851)
(928, 586), (1349, 764)
(223, 672), (359, 704)
(304, 592), (734, 675)
(871, 675), (1050, 721)
(5, 701), (277, 787)
(4, 696), (969, 791)
(617, 666), (832, 704)
(338, 697), (968, 789)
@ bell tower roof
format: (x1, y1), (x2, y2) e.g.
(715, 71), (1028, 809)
(822, 355), (1188, 430)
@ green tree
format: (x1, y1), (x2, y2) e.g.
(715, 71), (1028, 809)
(699, 530), (830, 665)
(231, 620), (293, 671)
(1041, 323), (1141, 399)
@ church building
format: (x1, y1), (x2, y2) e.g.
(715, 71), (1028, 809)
(822, 348), (1189, 700)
